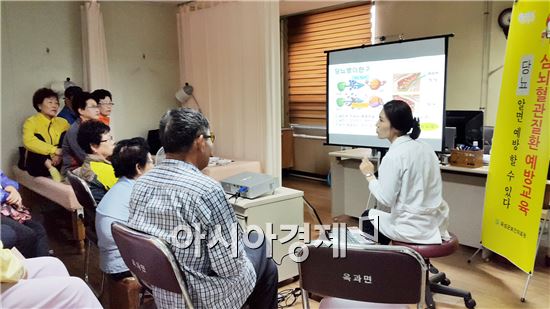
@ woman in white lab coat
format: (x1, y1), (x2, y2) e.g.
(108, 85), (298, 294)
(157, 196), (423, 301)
(360, 100), (450, 245)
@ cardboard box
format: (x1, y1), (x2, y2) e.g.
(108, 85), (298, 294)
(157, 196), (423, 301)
(449, 149), (483, 168)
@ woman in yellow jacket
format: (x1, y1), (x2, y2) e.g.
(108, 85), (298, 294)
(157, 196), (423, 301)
(0, 241), (102, 308)
(22, 88), (70, 180)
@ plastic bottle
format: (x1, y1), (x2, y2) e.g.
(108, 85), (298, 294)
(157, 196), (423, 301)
(472, 141), (480, 151)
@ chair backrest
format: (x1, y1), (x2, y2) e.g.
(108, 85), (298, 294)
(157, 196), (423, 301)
(67, 171), (97, 210)
(67, 172), (98, 244)
(299, 243), (426, 306)
(111, 222), (194, 309)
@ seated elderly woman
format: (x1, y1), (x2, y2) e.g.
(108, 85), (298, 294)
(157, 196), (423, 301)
(71, 120), (117, 203)
(91, 89), (114, 126)
(95, 137), (153, 281)
(0, 170), (50, 258)
(61, 91), (100, 175)
(0, 242), (101, 308)
(22, 88), (70, 181)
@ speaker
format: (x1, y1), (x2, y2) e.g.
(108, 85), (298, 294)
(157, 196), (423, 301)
(444, 127), (456, 153)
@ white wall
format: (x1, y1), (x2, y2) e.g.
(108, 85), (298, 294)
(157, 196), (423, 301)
(1, 1), (83, 175)
(101, 2), (179, 142)
(1, 1), (179, 175)
(375, 0), (509, 126)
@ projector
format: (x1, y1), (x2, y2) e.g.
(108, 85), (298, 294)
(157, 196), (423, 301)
(221, 172), (277, 199)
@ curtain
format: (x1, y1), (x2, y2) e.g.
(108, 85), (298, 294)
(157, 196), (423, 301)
(177, 1), (281, 180)
(81, 0), (110, 91)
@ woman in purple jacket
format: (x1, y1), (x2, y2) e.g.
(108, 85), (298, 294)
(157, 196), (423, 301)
(0, 170), (50, 257)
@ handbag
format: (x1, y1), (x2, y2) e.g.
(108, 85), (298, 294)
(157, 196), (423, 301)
(0, 203), (32, 223)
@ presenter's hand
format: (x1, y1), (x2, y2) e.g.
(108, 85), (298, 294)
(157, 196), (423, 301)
(360, 157), (375, 176)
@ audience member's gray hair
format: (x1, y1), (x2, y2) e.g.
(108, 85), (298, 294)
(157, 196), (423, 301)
(159, 108), (209, 153)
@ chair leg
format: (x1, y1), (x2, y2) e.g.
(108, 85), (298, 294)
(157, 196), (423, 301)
(84, 239), (91, 283)
(430, 283), (476, 308)
(99, 272), (105, 296)
(430, 283), (470, 298)
(425, 279), (436, 309)
(429, 272), (446, 284)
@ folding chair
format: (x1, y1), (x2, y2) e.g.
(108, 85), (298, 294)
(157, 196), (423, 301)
(66, 171), (104, 296)
(111, 222), (194, 309)
(299, 243), (427, 309)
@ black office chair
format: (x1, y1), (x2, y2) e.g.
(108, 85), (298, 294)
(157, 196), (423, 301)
(299, 243), (427, 308)
(393, 233), (476, 309)
(111, 222), (195, 309)
(66, 172), (104, 295)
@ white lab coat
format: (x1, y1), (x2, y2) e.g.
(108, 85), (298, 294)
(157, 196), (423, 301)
(367, 135), (450, 244)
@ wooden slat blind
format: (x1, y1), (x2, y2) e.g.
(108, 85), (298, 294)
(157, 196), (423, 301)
(286, 3), (372, 125)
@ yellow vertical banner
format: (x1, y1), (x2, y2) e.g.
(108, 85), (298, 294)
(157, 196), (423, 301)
(482, 0), (550, 274)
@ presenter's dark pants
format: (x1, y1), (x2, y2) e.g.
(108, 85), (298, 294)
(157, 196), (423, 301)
(361, 209), (392, 245)
(244, 231), (278, 309)
(0, 216), (50, 258)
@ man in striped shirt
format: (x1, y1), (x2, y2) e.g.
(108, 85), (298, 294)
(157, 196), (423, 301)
(128, 108), (277, 308)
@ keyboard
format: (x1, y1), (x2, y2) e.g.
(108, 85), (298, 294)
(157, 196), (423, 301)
(329, 227), (375, 246)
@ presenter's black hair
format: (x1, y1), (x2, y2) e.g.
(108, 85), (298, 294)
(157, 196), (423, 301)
(383, 100), (421, 139)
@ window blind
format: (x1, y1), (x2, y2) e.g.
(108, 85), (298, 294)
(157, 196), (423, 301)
(286, 3), (372, 125)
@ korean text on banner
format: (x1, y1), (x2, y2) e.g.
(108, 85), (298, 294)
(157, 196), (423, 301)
(481, 0), (550, 274)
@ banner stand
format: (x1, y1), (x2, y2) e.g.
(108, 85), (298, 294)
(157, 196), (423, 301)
(467, 244), (491, 263)
(520, 209), (550, 302)
(468, 208), (550, 302)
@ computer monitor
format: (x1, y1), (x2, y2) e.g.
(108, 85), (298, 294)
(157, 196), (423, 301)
(445, 110), (483, 150)
(483, 126), (494, 155)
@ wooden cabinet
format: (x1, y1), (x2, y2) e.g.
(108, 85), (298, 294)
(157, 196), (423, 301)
(281, 128), (294, 169)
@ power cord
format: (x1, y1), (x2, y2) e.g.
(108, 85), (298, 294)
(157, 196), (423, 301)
(277, 287), (302, 308)
(227, 191), (242, 204)
(272, 253), (290, 266)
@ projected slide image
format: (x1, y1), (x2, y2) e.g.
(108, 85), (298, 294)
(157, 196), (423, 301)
(326, 36), (448, 151)
(328, 55), (446, 139)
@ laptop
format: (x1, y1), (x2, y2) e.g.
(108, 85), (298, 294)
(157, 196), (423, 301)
(303, 198), (374, 246)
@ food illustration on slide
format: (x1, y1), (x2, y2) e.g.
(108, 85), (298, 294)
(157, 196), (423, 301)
(335, 78), (386, 109)
(337, 80), (365, 91)
(394, 72), (422, 92)
(368, 79), (385, 90)
(368, 96), (383, 107)
(392, 94), (419, 111)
